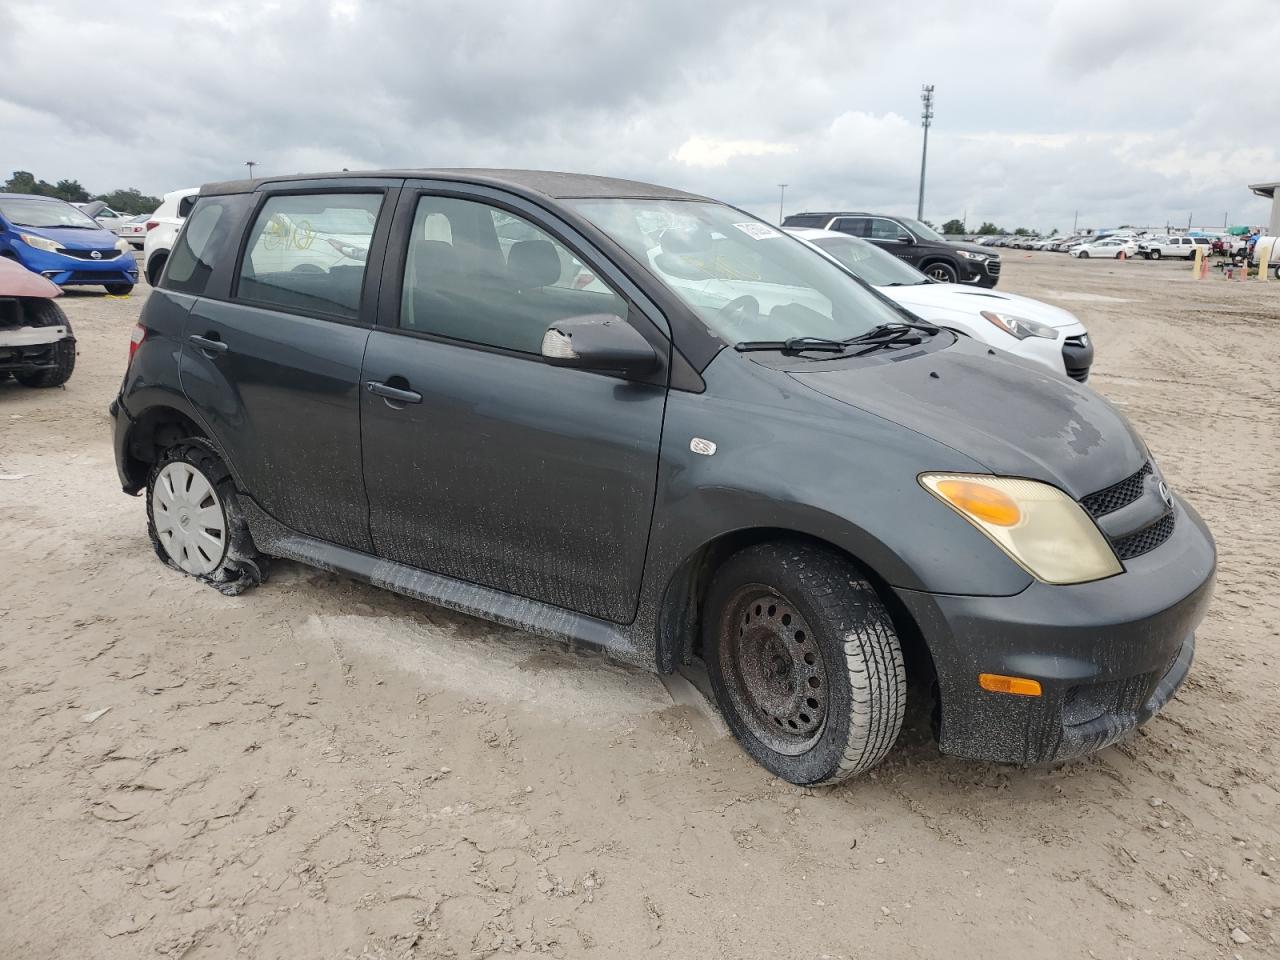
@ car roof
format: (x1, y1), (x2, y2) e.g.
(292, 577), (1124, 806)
(198, 168), (709, 203)
(0, 192), (64, 202)
(787, 211), (878, 219)
(784, 227), (851, 241)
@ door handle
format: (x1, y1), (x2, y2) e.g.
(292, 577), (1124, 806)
(365, 380), (423, 405)
(189, 333), (228, 355)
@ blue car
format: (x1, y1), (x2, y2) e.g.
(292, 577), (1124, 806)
(0, 193), (139, 294)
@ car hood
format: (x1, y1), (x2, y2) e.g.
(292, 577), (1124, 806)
(880, 283), (1083, 330)
(18, 224), (119, 250)
(788, 338), (1145, 498)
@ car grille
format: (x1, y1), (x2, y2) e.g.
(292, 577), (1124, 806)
(57, 270), (135, 283)
(1081, 461), (1152, 517)
(984, 259), (1001, 277)
(57, 248), (124, 260)
(1080, 461), (1175, 560)
(1110, 512), (1176, 560)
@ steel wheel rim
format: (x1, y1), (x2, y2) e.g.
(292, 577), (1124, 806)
(925, 264), (953, 282)
(152, 462), (227, 576)
(719, 585), (828, 756)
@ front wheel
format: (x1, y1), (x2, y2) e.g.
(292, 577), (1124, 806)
(1078, 251), (1090, 259)
(1149, 249), (1161, 260)
(146, 441), (269, 594)
(705, 542), (906, 785)
(922, 261), (959, 283)
(104, 283), (134, 296)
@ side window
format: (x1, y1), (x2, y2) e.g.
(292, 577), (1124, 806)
(163, 197), (237, 296)
(237, 193), (382, 320)
(400, 196), (627, 354)
(870, 218), (910, 241)
(832, 217), (870, 238)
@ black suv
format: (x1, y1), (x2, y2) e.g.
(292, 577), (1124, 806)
(783, 211), (1001, 287)
(112, 169), (1213, 785)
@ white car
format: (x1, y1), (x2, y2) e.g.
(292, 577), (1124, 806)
(74, 201), (132, 234)
(117, 214), (150, 249)
(787, 228), (1093, 381)
(1136, 236), (1197, 260)
(1070, 237), (1138, 259)
(142, 187), (198, 286)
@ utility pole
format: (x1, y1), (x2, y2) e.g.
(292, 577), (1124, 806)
(1073, 210), (1078, 234)
(777, 184), (788, 225)
(917, 85), (934, 221)
(245, 161), (257, 178)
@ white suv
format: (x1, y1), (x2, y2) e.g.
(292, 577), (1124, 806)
(1137, 236), (1197, 260)
(142, 187), (198, 286)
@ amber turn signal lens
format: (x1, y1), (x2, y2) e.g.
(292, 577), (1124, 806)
(978, 673), (1043, 697)
(932, 479), (1022, 527)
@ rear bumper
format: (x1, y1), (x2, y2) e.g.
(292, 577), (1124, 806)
(896, 495), (1215, 764)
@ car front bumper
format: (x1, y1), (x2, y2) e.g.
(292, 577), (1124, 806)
(11, 245), (138, 287)
(895, 494), (1215, 765)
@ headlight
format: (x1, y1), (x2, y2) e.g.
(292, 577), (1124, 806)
(956, 250), (988, 260)
(981, 310), (1058, 340)
(920, 474), (1122, 584)
(114, 237), (131, 252)
(18, 233), (60, 253)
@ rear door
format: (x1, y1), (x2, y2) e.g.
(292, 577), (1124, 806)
(359, 183), (670, 623)
(868, 217), (921, 265)
(180, 182), (399, 551)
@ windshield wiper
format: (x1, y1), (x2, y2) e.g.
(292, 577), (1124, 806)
(844, 321), (940, 355)
(735, 336), (848, 354)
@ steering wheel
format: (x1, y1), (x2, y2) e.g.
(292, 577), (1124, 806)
(718, 295), (761, 325)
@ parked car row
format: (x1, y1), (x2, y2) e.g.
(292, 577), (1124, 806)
(109, 168), (1214, 788)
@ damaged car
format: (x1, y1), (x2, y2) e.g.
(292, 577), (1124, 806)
(111, 170), (1215, 785)
(0, 256), (75, 388)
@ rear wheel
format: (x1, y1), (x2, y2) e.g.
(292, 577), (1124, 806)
(13, 299), (75, 388)
(705, 541), (906, 785)
(146, 253), (167, 287)
(146, 440), (269, 594)
(922, 261), (959, 283)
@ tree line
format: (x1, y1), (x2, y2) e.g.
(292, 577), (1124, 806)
(939, 219), (1054, 237)
(4, 171), (161, 216)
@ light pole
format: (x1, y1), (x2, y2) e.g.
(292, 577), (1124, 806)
(245, 161), (257, 178)
(777, 184), (788, 225)
(916, 85), (934, 221)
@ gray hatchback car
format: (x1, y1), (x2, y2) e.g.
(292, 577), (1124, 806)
(111, 169), (1215, 785)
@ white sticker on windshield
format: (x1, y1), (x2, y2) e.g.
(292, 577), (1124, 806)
(732, 222), (781, 240)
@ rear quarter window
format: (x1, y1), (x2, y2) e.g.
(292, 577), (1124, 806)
(162, 195), (248, 296)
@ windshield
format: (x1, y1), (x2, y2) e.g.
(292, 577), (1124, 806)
(567, 199), (908, 344)
(808, 235), (930, 286)
(896, 217), (947, 243)
(0, 197), (102, 230)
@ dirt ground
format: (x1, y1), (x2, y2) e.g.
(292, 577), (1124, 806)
(1, 251), (1277, 960)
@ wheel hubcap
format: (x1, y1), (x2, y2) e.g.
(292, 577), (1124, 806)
(719, 587), (828, 755)
(926, 265), (951, 281)
(152, 462), (227, 576)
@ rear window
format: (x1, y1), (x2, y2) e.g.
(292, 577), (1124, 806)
(781, 214), (829, 228)
(236, 193), (383, 320)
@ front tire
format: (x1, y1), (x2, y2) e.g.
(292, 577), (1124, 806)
(13, 300), (75, 388)
(105, 283), (134, 296)
(1078, 251), (1090, 259)
(1149, 249), (1161, 260)
(922, 261), (959, 283)
(704, 541), (906, 785)
(146, 440), (269, 595)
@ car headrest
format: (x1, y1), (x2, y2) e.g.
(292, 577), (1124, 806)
(414, 239), (459, 279)
(507, 239), (561, 289)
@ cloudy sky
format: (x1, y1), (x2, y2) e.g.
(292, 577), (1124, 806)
(2, 0), (1276, 232)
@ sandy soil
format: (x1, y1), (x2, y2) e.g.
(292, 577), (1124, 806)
(1, 253), (1277, 959)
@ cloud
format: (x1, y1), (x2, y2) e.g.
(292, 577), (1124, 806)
(0, 0), (1275, 231)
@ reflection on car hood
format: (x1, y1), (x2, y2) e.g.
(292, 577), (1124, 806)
(789, 337), (1144, 498)
(879, 283), (1083, 330)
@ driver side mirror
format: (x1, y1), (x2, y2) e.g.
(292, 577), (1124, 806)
(541, 315), (658, 374)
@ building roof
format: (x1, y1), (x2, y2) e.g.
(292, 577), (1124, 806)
(200, 168), (708, 202)
(1249, 181), (1280, 199)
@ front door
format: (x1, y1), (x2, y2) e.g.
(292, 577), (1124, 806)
(359, 188), (669, 623)
(181, 188), (394, 551)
